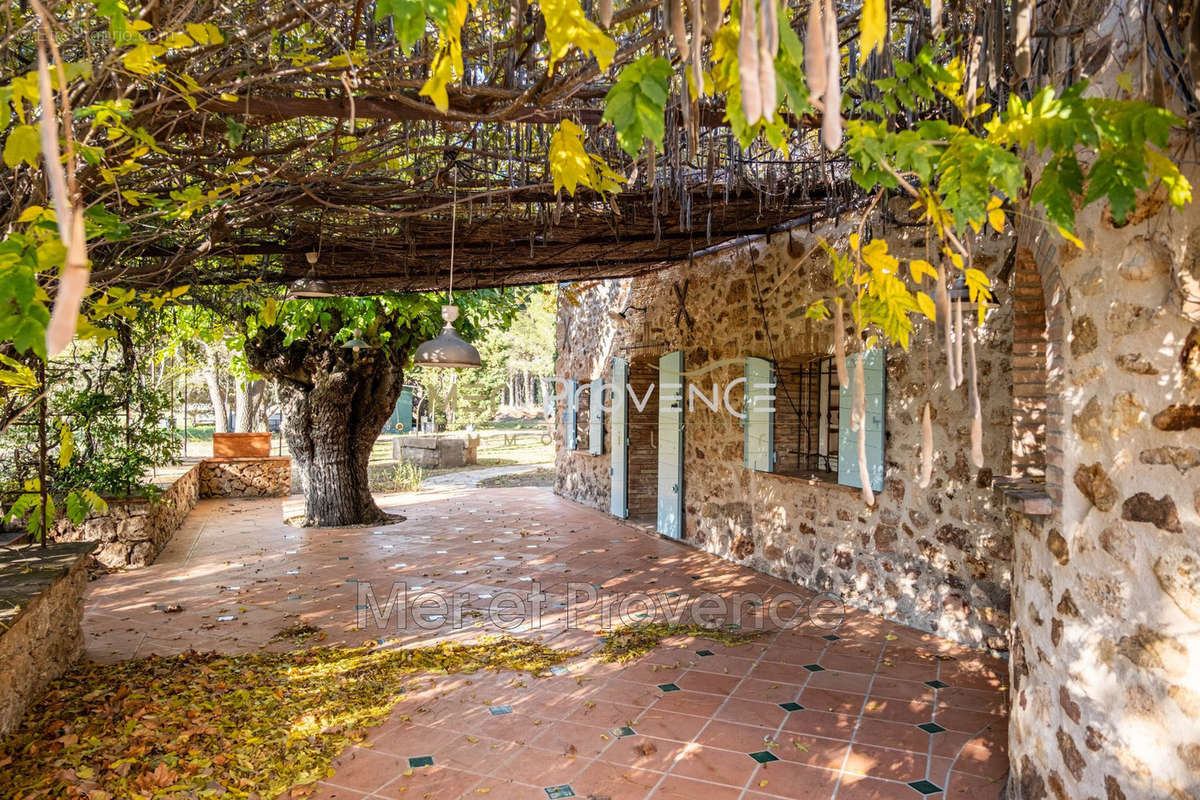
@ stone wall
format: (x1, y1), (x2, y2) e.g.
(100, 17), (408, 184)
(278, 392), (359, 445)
(0, 542), (95, 735)
(555, 213), (1016, 650)
(53, 462), (200, 568)
(54, 457), (290, 568)
(1002, 4), (1200, 799)
(199, 457), (291, 498)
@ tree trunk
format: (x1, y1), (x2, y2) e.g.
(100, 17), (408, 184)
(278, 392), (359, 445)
(274, 354), (402, 526)
(233, 378), (265, 432)
(203, 347), (228, 433)
(245, 327), (407, 527)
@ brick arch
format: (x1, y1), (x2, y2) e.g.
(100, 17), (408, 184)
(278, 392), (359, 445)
(1010, 220), (1069, 515)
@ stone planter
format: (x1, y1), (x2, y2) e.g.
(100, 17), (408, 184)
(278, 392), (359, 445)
(212, 432), (271, 457)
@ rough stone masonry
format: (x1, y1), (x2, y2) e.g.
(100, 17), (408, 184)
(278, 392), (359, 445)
(555, 209), (1016, 653)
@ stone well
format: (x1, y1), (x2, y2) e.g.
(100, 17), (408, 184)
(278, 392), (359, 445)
(394, 434), (479, 468)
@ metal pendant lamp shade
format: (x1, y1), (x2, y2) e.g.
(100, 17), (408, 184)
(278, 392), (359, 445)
(342, 329), (370, 353)
(412, 173), (483, 369)
(414, 305), (482, 368)
(287, 251), (335, 299)
(287, 275), (336, 299)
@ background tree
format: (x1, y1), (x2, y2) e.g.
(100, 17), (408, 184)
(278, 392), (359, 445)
(242, 290), (528, 527)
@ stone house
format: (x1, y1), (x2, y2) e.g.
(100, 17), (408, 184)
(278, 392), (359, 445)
(554, 209), (1018, 651)
(553, 121), (1200, 800)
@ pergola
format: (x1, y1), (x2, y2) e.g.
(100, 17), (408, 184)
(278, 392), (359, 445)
(0, 0), (993, 296)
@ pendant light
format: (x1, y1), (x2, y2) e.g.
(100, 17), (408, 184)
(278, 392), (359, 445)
(342, 329), (370, 354)
(413, 173), (482, 369)
(287, 250), (336, 299)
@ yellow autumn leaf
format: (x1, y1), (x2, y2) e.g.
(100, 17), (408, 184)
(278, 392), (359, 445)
(542, 0), (616, 68)
(987, 196), (1005, 233)
(162, 31), (195, 48)
(908, 259), (937, 284)
(550, 120), (594, 196)
(1056, 225), (1084, 249)
(121, 42), (167, 75)
(419, 0), (471, 112)
(186, 22), (224, 44)
(859, 0), (887, 63)
(861, 238), (899, 276)
(17, 205), (45, 222)
(549, 119), (625, 197)
(916, 291), (936, 321)
(964, 268), (992, 306)
(420, 46), (458, 112)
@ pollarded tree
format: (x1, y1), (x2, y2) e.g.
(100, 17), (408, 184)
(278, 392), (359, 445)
(242, 291), (528, 527)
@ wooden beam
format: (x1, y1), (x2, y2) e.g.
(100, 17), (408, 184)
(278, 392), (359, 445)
(164, 93), (761, 128)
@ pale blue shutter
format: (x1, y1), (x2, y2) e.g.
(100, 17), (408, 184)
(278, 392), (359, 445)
(657, 350), (684, 539)
(837, 349), (885, 492)
(610, 358), (629, 518)
(564, 378), (578, 451)
(588, 377), (604, 455)
(744, 357), (775, 472)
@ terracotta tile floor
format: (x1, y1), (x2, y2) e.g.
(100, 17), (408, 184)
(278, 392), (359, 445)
(84, 486), (1009, 799)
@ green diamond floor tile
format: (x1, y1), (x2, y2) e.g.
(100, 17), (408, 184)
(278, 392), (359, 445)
(408, 755), (434, 768)
(749, 750), (780, 764)
(544, 785), (575, 798)
(612, 726), (636, 738)
(803, 664), (826, 672)
(779, 702), (804, 712)
(924, 680), (949, 689)
(657, 683), (681, 692)
(696, 649), (714, 657)
(917, 722), (946, 734)
(908, 779), (943, 795)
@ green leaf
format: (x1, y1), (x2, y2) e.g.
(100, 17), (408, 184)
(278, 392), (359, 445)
(375, 0), (429, 48)
(603, 56), (672, 158)
(224, 117), (246, 147)
(1084, 146), (1146, 224)
(1031, 154), (1083, 231)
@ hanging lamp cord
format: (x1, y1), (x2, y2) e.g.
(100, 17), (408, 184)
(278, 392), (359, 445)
(448, 170), (457, 305)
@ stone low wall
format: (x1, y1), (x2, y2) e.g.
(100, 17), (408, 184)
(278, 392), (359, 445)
(54, 457), (289, 569)
(0, 541), (95, 736)
(53, 462), (200, 568)
(394, 434), (479, 468)
(199, 457), (291, 498)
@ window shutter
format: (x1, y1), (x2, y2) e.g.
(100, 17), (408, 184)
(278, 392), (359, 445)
(564, 378), (578, 451)
(837, 349), (886, 492)
(588, 377), (604, 455)
(743, 357), (775, 472)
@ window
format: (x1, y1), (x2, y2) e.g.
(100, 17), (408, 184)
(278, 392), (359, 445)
(744, 350), (885, 492)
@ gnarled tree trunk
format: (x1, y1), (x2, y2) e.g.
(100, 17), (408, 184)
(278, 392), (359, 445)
(246, 330), (406, 527)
